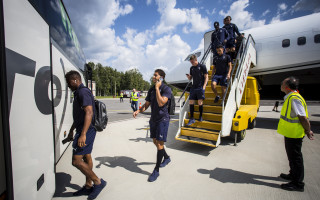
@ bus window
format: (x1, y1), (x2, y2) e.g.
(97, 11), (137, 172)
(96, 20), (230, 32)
(315, 34), (320, 43)
(282, 39), (290, 48)
(297, 37), (306, 45)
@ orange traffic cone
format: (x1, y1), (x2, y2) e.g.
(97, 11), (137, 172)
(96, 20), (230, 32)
(139, 102), (141, 109)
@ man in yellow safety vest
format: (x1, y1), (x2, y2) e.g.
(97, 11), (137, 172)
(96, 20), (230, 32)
(120, 92), (124, 103)
(130, 88), (139, 112)
(277, 76), (314, 192)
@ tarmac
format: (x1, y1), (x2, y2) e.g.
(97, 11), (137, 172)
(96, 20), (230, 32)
(52, 99), (320, 200)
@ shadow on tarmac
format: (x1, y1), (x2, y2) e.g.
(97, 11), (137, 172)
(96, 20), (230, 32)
(95, 156), (154, 175)
(198, 168), (282, 188)
(53, 172), (81, 197)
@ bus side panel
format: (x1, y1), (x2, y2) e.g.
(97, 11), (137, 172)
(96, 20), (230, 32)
(4, 0), (55, 199)
(51, 44), (81, 162)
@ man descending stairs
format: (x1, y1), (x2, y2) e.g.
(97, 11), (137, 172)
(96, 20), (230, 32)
(185, 54), (209, 126)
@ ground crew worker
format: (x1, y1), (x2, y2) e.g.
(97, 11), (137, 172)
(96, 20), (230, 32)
(120, 92), (124, 103)
(277, 77), (314, 192)
(65, 71), (106, 199)
(211, 21), (229, 57)
(133, 69), (172, 182)
(131, 88), (139, 111)
(211, 45), (232, 103)
(223, 16), (242, 56)
(186, 54), (208, 126)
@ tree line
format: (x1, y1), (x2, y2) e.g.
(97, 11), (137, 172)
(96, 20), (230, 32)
(87, 62), (180, 97)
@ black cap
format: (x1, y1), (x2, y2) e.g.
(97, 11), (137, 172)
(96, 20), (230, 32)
(214, 21), (219, 28)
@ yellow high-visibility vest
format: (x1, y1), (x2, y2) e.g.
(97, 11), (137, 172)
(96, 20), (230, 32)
(277, 92), (308, 138)
(120, 93), (123, 97)
(131, 92), (139, 101)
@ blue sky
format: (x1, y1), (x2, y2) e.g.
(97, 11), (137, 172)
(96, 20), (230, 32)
(63, 0), (320, 80)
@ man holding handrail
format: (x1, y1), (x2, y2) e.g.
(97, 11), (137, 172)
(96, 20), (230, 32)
(211, 45), (232, 103)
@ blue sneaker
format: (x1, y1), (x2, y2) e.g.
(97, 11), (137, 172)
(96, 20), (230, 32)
(160, 157), (171, 168)
(186, 118), (195, 126)
(214, 96), (220, 103)
(148, 169), (159, 182)
(88, 179), (107, 200)
(199, 116), (203, 122)
(73, 186), (93, 196)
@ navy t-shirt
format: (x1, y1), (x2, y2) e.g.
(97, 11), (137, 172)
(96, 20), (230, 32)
(223, 23), (241, 39)
(145, 84), (172, 122)
(73, 84), (95, 131)
(213, 54), (231, 75)
(190, 63), (208, 89)
(211, 28), (229, 48)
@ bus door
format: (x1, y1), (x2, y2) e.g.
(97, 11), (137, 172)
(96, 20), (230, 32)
(3, 0), (55, 199)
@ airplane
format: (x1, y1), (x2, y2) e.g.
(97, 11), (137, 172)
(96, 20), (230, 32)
(166, 13), (320, 100)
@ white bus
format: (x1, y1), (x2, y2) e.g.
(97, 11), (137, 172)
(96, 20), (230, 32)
(0, 0), (89, 199)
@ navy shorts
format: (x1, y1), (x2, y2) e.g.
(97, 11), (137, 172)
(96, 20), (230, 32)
(189, 88), (205, 100)
(73, 126), (96, 155)
(226, 39), (236, 48)
(149, 119), (169, 142)
(212, 74), (228, 87)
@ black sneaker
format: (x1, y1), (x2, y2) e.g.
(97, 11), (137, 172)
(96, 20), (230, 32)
(281, 182), (304, 192)
(280, 173), (292, 181)
(73, 186), (93, 196)
(214, 96), (220, 103)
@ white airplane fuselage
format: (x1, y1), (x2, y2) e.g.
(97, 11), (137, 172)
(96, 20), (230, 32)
(166, 13), (320, 99)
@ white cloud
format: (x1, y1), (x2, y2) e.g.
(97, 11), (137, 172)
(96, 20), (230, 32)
(278, 3), (287, 11)
(146, 0), (152, 6)
(63, 0), (195, 80)
(261, 9), (270, 17)
(219, 0), (265, 30)
(206, 8), (216, 15)
(291, 0), (320, 13)
(155, 0), (210, 34)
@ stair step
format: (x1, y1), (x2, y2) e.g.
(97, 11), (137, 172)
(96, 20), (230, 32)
(188, 112), (222, 122)
(203, 98), (226, 106)
(181, 127), (219, 141)
(184, 119), (221, 131)
(176, 135), (217, 148)
(194, 105), (222, 113)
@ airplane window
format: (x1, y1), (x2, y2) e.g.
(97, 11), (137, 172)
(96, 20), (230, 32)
(184, 52), (201, 61)
(282, 39), (290, 48)
(315, 34), (320, 43)
(297, 37), (306, 45)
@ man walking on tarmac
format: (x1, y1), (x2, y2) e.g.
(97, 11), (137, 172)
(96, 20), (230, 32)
(65, 71), (106, 199)
(186, 54), (208, 126)
(211, 45), (232, 103)
(131, 88), (139, 111)
(133, 69), (172, 182)
(120, 91), (124, 102)
(278, 76), (314, 192)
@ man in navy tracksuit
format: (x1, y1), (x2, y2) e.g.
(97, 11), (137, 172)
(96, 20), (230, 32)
(211, 21), (229, 57)
(223, 16), (243, 58)
(211, 45), (232, 103)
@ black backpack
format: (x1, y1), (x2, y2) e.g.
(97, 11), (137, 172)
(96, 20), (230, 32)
(93, 99), (108, 132)
(78, 87), (108, 132)
(168, 93), (176, 115)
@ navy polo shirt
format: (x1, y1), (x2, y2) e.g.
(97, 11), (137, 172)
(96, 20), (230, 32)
(213, 54), (231, 75)
(190, 63), (208, 89)
(223, 23), (241, 39)
(211, 28), (229, 48)
(145, 84), (172, 122)
(73, 83), (95, 131)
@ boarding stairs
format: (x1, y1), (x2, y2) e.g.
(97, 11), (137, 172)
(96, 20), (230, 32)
(176, 35), (257, 147)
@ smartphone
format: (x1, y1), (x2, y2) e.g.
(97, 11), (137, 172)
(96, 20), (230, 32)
(158, 77), (163, 82)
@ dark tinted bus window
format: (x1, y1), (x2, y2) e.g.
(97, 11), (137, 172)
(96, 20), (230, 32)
(297, 37), (306, 45)
(28, 0), (86, 70)
(282, 39), (290, 48)
(315, 34), (320, 43)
